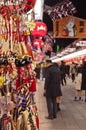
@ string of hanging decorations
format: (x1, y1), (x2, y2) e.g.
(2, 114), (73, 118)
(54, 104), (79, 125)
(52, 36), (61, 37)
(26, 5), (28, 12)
(44, 0), (77, 21)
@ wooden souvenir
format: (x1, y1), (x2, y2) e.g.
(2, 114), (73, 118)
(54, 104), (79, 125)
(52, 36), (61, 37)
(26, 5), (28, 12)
(2, 116), (13, 130)
(16, 114), (25, 130)
(22, 110), (31, 130)
(13, 42), (22, 56)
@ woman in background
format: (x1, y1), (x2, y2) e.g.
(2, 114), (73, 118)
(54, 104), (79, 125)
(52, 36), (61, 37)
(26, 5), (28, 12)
(74, 65), (82, 101)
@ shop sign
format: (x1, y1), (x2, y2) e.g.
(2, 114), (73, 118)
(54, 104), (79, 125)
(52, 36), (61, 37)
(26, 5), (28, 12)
(76, 40), (86, 47)
(53, 15), (86, 38)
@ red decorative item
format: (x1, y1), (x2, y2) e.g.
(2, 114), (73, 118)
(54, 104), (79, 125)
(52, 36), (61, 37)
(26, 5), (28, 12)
(24, 0), (36, 12)
(62, 28), (68, 36)
(0, 6), (10, 20)
(25, 0), (36, 7)
(32, 105), (39, 129)
(36, 115), (39, 129)
(33, 39), (44, 49)
(2, 116), (13, 130)
(29, 78), (36, 92)
(31, 22), (47, 37)
(20, 35), (25, 42)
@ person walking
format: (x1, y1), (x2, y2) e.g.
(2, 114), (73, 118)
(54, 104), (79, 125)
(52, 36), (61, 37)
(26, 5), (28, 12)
(60, 61), (67, 86)
(81, 61), (86, 102)
(44, 60), (62, 119)
(74, 66), (82, 101)
(70, 62), (77, 82)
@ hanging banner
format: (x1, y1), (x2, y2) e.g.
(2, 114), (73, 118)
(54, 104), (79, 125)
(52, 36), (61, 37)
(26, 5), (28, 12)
(53, 15), (86, 38)
(45, 0), (77, 21)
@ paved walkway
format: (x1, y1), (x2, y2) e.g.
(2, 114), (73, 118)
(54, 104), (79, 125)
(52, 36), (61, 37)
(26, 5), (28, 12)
(35, 78), (86, 130)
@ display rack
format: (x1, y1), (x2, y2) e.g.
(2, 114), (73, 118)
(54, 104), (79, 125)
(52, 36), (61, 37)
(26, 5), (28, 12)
(0, 0), (39, 129)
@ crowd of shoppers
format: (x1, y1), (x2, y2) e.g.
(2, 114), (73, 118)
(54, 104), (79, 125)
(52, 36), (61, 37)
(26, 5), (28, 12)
(70, 61), (86, 101)
(33, 60), (86, 120)
(42, 60), (86, 120)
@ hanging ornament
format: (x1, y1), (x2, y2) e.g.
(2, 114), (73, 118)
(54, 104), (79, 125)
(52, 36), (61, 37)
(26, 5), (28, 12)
(33, 39), (44, 49)
(24, 0), (37, 13)
(0, 41), (2, 49)
(0, 5), (10, 20)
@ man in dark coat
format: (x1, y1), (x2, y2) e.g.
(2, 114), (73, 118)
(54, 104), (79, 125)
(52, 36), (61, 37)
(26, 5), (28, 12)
(44, 60), (62, 119)
(60, 61), (67, 86)
(81, 61), (86, 102)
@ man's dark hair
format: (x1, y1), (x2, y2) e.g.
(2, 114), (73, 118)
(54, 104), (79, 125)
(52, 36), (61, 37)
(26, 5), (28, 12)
(46, 60), (52, 63)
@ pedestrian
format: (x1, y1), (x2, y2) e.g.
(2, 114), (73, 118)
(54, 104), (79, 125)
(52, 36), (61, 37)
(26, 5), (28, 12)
(81, 61), (86, 102)
(74, 65), (82, 101)
(44, 60), (62, 119)
(34, 64), (41, 81)
(60, 61), (67, 86)
(70, 62), (77, 82)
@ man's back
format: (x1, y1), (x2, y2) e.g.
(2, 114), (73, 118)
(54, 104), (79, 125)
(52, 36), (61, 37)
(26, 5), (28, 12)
(44, 63), (61, 97)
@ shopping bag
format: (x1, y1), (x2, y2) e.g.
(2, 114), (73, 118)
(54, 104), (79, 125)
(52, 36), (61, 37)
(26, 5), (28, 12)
(56, 96), (62, 104)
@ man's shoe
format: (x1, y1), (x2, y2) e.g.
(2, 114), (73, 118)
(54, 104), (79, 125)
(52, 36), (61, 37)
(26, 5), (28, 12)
(74, 96), (78, 101)
(53, 115), (57, 119)
(58, 107), (61, 111)
(79, 97), (81, 100)
(57, 103), (61, 111)
(45, 116), (53, 120)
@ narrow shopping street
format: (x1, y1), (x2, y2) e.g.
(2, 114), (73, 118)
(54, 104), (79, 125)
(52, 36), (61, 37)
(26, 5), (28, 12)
(36, 78), (86, 130)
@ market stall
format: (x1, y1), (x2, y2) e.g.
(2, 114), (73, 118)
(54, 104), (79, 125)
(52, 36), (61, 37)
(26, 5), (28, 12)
(0, 0), (45, 129)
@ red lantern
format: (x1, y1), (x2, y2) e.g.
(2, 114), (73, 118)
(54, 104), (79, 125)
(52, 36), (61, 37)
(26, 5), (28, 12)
(31, 22), (47, 37)
(33, 39), (44, 49)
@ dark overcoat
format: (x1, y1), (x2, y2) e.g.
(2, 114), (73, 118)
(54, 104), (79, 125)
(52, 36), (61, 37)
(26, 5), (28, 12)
(44, 64), (62, 97)
(34, 67), (40, 79)
(81, 62), (86, 90)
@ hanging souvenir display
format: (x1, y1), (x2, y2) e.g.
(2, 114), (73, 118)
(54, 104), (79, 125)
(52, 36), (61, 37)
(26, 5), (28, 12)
(0, 0), (40, 129)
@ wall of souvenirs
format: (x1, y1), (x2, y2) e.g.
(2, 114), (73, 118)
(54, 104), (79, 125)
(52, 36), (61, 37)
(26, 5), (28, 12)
(0, 0), (45, 129)
(0, 54), (39, 130)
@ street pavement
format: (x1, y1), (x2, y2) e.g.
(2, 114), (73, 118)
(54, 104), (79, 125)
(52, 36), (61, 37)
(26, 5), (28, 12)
(35, 78), (86, 130)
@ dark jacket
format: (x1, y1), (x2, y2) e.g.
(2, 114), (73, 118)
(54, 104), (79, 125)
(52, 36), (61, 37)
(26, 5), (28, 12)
(60, 63), (66, 76)
(34, 67), (40, 79)
(81, 61), (86, 90)
(44, 63), (62, 97)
